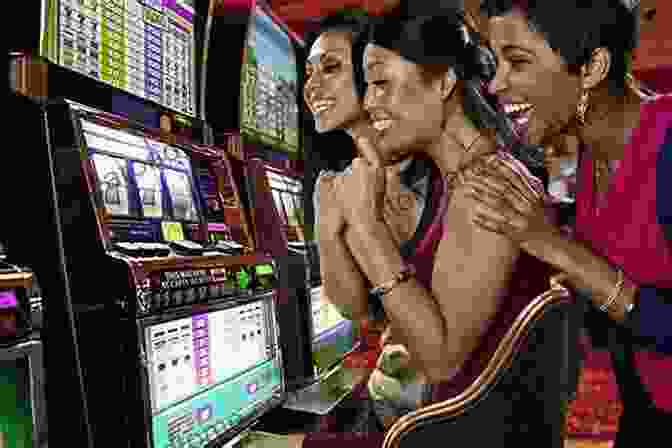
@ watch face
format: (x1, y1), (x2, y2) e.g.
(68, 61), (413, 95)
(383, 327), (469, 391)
(625, 300), (636, 313)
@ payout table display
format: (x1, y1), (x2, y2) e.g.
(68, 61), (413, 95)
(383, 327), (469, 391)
(144, 298), (283, 448)
(42, 0), (195, 116)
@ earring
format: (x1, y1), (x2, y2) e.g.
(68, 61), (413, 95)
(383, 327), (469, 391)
(576, 89), (590, 126)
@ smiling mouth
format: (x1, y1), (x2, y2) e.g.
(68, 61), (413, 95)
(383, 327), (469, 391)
(503, 103), (534, 137)
(311, 99), (336, 115)
(372, 119), (393, 132)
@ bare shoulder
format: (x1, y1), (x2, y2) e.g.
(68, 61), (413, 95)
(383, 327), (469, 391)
(430, 156), (522, 302)
(426, 166), (521, 369)
(436, 177), (518, 271)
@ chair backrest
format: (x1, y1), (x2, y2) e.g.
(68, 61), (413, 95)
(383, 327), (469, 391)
(382, 285), (574, 448)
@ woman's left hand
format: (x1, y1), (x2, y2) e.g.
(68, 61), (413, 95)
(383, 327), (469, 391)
(461, 163), (556, 244)
(333, 136), (387, 231)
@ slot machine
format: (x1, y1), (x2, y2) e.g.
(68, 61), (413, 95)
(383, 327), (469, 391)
(8, 1), (289, 447)
(202, 0), (363, 410)
(1, 224), (48, 448)
(246, 160), (361, 416)
(7, 97), (285, 448)
(201, 0), (329, 399)
(0, 339), (48, 448)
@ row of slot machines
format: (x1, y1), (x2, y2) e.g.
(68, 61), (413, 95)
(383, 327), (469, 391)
(4, 2), (362, 448)
(0, 248), (47, 448)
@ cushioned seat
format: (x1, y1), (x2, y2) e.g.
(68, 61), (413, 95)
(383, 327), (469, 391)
(382, 285), (576, 448)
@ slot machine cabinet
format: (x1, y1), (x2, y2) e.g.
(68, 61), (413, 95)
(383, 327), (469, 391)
(201, 0), (313, 394)
(0, 264), (48, 448)
(6, 97), (283, 448)
(244, 158), (316, 393)
(202, 0), (305, 161)
(2, 93), (93, 447)
(190, 140), (256, 253)
(0, 339), (48, 448)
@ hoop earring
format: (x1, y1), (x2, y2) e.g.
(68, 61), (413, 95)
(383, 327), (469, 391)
(576, 89), (590, 126)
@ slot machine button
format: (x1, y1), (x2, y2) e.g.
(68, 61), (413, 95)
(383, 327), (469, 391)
(149, 293), (160, 311)
(186, 288), (196, 303)
(161, 292), (171, 308)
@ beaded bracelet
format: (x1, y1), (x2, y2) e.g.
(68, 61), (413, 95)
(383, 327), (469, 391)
(370, 264), (416, 298)
(599, 268), (625, 312)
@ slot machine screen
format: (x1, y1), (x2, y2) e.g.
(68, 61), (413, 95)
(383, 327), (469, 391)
(133, 162), (164, 218)
(264, 169), (304, 241)
(192, 156), (252, 247)
(90, 152), (134, 217)
(240, 4), (300, 154)
(81, 117), (202, 242)
(164, 169), (198, 222)
(0, 290), (19, 339)
(142, 296), (284, 448)
(193, 161), (224, 223)
(310, 287), (359, 377)
(41, 0), (196, 116)
(0, 341), (47, 448)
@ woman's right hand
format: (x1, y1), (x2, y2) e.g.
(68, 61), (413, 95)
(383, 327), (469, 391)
(317, 173), (346, 238)
(368, 344), (421, 401)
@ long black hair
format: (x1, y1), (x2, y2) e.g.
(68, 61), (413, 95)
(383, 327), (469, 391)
(369, 3), (547, 179)
(304, 9), (371, 100)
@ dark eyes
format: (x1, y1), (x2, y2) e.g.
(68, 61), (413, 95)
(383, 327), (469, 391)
(368, 80), (387, 86)
(305, 63), (340, 78)
(508, 59), (530, 69)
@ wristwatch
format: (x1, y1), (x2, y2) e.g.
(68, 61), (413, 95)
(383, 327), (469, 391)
(370, 264), (416, 298)
(623, 288), (641, 331)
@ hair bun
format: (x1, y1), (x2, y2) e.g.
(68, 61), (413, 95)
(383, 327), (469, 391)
(369, 9), (496, 82)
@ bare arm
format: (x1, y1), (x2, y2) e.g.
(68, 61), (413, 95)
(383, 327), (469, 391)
(521, 233), (635, 322)
(316, 161), (419, 321)
(315, 174), (370, 321)
(347, 184), (519, 382)
(318, 228), (370, 321)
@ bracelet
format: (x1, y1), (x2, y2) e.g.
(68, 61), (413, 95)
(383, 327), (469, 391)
(599, 268), (625, 312)
(370, 264), (416, 298)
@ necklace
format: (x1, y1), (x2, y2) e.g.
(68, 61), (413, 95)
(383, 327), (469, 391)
(592, 127), (631, 211)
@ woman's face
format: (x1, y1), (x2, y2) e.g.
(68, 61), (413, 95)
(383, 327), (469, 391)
(487, 10), (583, 147)
(363, 44), (446, 164)
(304, 31), (365, 133)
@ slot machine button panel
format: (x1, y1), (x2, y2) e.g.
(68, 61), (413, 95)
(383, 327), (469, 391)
(172, 290), (183, 305)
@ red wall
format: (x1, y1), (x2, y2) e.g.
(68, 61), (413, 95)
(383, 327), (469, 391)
(634, 1), (671, 72)
(273, 0), (671, 90)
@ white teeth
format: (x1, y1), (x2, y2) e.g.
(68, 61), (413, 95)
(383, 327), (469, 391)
(504, 103), (533, 114)
(372, 120), (393, 131)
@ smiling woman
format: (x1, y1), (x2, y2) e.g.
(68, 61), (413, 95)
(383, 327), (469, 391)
(303, 14), (370, 136)
(294, 1), (565, 446)
(468, 1), (672, 446)
(302, 8), (437, 437)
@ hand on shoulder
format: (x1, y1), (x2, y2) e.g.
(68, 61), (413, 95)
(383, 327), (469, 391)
(459, 153), (556, 244)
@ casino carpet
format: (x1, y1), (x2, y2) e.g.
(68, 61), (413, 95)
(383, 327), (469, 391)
(565, 349), (672, 441)
(351, 326), (672, 444)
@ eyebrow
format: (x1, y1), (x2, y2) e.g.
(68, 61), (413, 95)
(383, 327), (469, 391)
(365, 59), (385, 72)
(307, 49), (346, 65)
